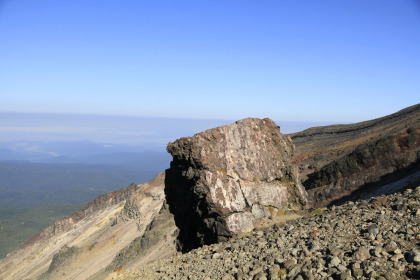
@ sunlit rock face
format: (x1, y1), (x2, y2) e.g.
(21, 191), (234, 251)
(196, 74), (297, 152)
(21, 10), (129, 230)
(165, 118), (307, 252)
(0, 172), (177, 280)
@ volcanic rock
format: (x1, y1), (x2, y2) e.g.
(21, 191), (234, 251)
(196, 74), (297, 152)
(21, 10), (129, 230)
(291, 103), (420, 207)
(166, 118), (307, 251)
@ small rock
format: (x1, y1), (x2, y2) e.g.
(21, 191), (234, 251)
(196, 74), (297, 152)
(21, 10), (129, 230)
(308, 242), (320, 251)
(368, 224), (379, 236)
(384, 241), (398, 252)
(390, 254), (404, 262)
(253, 272), (267, 280)
(329, 256), (341, 267)
(384, 271), (397, 280)
(373, 247), (382, 257)
(283, 259), (297, 269)
(352, 267), (363, 278)
(294, 275), (304, 280)
(328, 246), (340, 256)
(338, 270), (352, 280)
(267, 266), (281, 280)
(337, 264), (347, 272)
(222, 275), (235, 280)
(235, 269), (246, 280)
(301, 270), (315, 280)
(212, 253), (221, 259)
(353, 246), (370, 261)
(287, 266), (301, 279)
(291, 249), (299, 256)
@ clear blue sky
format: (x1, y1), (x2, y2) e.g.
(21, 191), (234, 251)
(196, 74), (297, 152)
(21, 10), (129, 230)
(1, 0), (419, 122)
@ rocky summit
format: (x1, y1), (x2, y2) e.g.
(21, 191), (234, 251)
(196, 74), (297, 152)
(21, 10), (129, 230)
(0, 104), (419, 280)
(166, 118), (307, 252)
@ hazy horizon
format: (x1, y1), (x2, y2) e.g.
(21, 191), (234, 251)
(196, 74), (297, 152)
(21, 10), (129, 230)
(0, 111), (338, 145)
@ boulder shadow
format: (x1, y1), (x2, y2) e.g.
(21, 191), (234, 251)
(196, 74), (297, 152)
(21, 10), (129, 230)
(164, 159), (218, 253)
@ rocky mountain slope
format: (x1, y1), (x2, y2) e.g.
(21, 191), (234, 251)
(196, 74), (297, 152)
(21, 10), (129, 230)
(291, 104), (420, 207)
(112, 186), (420, 280)
(0, 104), (419, 279)
(0, 172), (177, 280)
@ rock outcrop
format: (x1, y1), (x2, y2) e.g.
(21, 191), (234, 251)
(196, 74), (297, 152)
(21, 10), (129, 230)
(165, 118), (307, 252)
(291, 103), (420, 207)
(88, 202), (176, 280)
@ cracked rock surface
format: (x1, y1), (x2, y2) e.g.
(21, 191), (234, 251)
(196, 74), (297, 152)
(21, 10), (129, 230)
(165, 118), (307, 251)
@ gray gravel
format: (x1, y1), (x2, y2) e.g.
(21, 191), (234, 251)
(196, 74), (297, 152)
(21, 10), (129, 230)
(125, 187), (420, 280)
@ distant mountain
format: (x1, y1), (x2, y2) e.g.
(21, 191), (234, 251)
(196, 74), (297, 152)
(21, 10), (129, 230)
(42, 151), (171, 167)
(0, 140), (167, 162)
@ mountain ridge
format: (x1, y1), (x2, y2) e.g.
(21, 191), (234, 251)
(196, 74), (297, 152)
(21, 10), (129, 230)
(291, 103), (420, 207)
(290, 104), (420, 139)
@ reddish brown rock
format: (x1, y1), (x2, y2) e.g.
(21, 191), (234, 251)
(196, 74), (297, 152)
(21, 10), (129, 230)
(165, 118), (307, 251)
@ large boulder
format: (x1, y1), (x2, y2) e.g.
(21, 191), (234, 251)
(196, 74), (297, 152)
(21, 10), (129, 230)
(165, 118), (307, 251)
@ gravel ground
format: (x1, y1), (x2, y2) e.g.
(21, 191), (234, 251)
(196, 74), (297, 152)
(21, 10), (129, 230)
(109, 187), (420, 280)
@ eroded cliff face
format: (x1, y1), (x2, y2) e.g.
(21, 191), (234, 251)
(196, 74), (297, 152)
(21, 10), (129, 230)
(166, 118), (307, 252)
(0, 172), (177, 280)
(292, 104), (420, 207)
